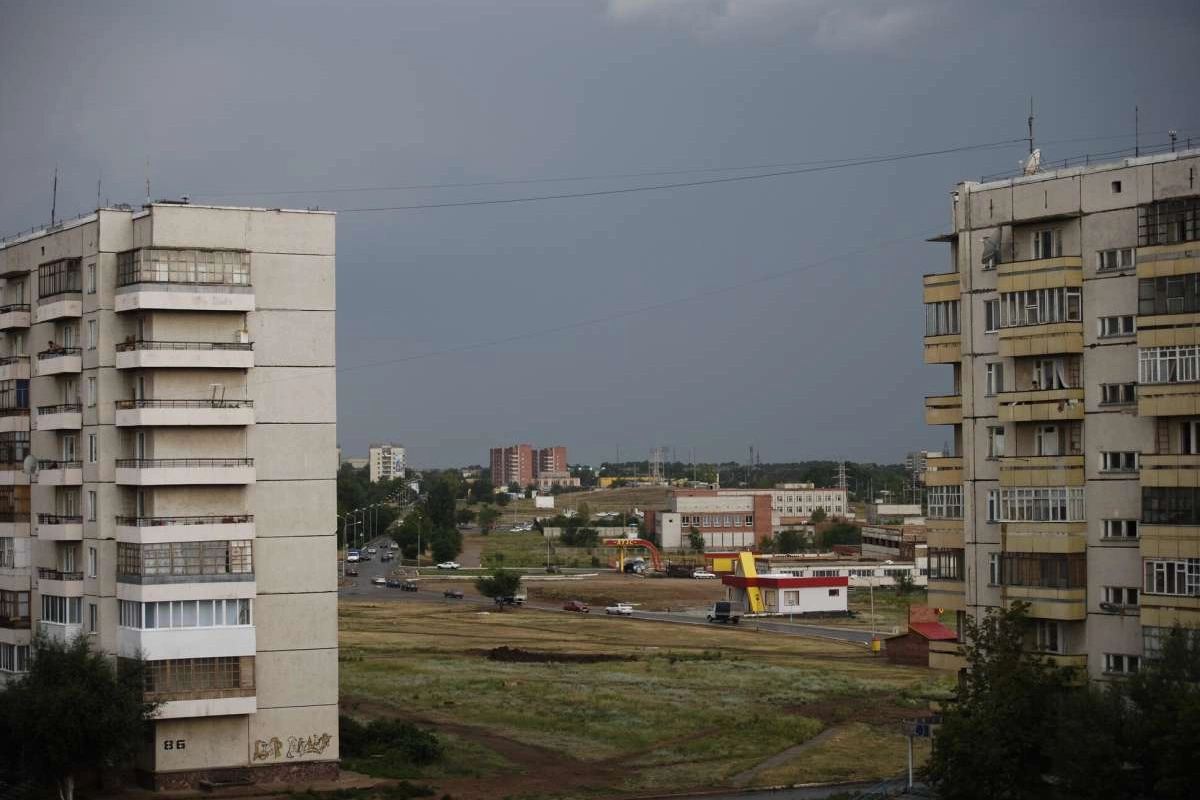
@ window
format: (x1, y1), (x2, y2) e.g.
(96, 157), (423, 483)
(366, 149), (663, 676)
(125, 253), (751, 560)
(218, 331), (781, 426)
(702, 515), (710, 527)
(0, 642), (30, 673)
(116, 540), (253, 577)
(984, 299), (1000, 333)
(122, 598), (252, 629)
(1101, 451), (1139, 472)
(744, 515), (753, 526)
(925, 300), (961, 337)
(0, 590), (30, 625)
(1138, 273), (1200, 315)
(1111, 180), (1123, 194)
(1000, 287), (1081, 327)
(1142, 487), (1200, 525)
(1000, 553), (1087, 588)
(1100, 382), (1137, 405)
(1102, 586), (1139, 607)
(0, 537), (13, 568)
(724, 514), (732, 527)
(929, 548), (964, 580)
(827, 589), (840, 597)
(1139, 198), (1200, 246)
(1143, 626), (1200, 659)
(87, 546), (97, 578)
(1032, 229), (1063, 260)
(1103, 519), (1139, 540)
(1144, 558), (1200, 596)
(87, 433), (97, 463)
(987, 426), (1005, 459)
(987, 490), (998, 523)
(86, 263), (96, 294)
(88, 602), (97, 634)
(1036, 620), (1064, 654)
(926, 485), (963, 519)
(0, 432), (30, 465)
(996, 487), (1086, 522)
(783, 590), (799, 605)
(40, 594), (82, 625)
(86, 377), (96, 407)
(37, 258), (81, 299)
(117, 249), (251, 287)
(1035, 425), (1060, 456)
(86, 319), (97, 350)
(87, 491), (96, 522)
(1098, 315), (1135, 338)
(1098, 248), (1135, 272)
(1139, 346), (1200, 385)
(1103, 653), (1139, 675)
(988, 553), (1000, 585)
(986, 362), (1004, 396)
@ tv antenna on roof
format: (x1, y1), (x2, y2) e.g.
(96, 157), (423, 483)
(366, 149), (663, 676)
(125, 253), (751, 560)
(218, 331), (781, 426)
(1027, 96), (1035, 154)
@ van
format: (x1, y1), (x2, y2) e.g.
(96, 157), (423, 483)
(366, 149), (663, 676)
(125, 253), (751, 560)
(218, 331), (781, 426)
(346, 552), (360, 563)
(706, 601), (741, 624)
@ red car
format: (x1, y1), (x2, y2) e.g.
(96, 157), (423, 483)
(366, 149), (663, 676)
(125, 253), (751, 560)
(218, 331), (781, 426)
(562, 600), (590, 613)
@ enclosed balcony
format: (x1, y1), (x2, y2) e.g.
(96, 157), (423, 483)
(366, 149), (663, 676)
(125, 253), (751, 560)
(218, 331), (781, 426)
(924, 456), (963, 487)
(0, 463), (31, 486)
(924, 394), (962, 426)
(35, 404), (82, 431)
(0, 304), (30, 331)
(998, 388), (1085, 423)
(35, 347), (81, 376)
(1004, 586), (1087, 620)
(36, 514), (83, 541)
(115, 340), (254, 370)
(0, 511), (30, 538)
(115, 399), (254, 428)
(115, 514), (254, 544)
(0, 356), (30, 382)
(115, 458), (255, 486)
(130, 654), (257, 719)
(0, 408), (29, 434)
(1138, 383), (1200, 417)
(0, 566), (30, 593)
(36, 460), (82, 486)
(1140, 453), (1200, 488)
(999, 455), (1085, 487)
(115, 247), (254, 313)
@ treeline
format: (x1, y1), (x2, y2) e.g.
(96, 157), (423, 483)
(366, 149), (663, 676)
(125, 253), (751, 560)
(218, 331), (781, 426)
(596, 459), (910, 498)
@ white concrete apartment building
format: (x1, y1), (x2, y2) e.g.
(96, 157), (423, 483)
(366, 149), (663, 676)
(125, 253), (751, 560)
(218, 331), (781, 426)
(923, 148), (1200, 680)
(0, 203), (338, 787)
(368, 442), (405, 483)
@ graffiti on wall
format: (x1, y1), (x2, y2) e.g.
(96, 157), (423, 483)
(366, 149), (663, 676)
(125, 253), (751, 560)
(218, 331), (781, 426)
(252, 732), (333, 762)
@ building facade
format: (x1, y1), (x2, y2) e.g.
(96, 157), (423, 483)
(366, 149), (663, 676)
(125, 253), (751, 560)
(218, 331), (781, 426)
(645, 490), (773, 550)
(923, 149), (1200, 679)
(368, 442), (405, 483)
(534, 446), (566, 475)
(0, 203), (338, 785)
(490, 443), (571, 489)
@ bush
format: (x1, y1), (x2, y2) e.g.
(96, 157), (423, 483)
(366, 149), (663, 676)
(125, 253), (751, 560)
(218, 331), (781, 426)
(339, 715), (444, 766)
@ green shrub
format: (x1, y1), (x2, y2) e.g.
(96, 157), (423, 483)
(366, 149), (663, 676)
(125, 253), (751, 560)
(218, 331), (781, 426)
(339, 715), (444, 766)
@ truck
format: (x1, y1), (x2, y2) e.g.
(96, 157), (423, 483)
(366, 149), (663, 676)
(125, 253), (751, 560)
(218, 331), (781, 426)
(706, 601), (742, 624)
(502, 589), (528, 606)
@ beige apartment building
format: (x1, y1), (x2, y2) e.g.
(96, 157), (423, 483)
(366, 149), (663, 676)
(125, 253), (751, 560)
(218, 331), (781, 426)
(923, 148), (1200, 680)
(0, 203), (338, 787)
(368, 442), (405, 483)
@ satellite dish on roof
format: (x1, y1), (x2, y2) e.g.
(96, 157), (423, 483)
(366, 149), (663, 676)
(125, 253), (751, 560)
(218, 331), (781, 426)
(21, 455), (38, 476)
(1022, 148), (1042, 176)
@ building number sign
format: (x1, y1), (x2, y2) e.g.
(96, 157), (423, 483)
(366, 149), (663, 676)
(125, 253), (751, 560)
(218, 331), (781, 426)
(163, 739), (186, 751)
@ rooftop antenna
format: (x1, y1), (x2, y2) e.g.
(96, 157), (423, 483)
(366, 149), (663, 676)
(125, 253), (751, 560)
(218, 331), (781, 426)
(50, 166), (58, 226)
(1135, 105), (1140, 157)
(145, 157), (151, 205)
(97, 175), (102, 210)
(1170, 129), (1178, 152)
(1027, 95), (1035, 154)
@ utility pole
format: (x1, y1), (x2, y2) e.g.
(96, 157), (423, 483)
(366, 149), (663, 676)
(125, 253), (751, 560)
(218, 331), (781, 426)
(1135, 105), (1140, 157)
(50, 166), (58, 226)
(1027, 95), (1035, 154)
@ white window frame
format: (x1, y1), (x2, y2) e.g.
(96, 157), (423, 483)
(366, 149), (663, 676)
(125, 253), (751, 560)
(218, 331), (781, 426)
(1036, 619), (1064, 653)
(1102, 586), (1139, 607)
(987, 426), (1005, 459)
(87, 433), (97, 464)
(1144, 558), (1200, 596)
(984, 298), (1000, 333)
(1097, 247), (1135, 272)
(86, 319), (97, 350)
(86, 263), (97, 294)
(1102, 519), (1139, 540)
(87, 490), (97, 522)
(986, 362), (1004, 396)
(1032, 229), (1064, 260)
(87, 546), (97, 578)
(1104, 653), (1140, 675)
(1101, 451), (1139, 472)
(1100, 382), (1137, 405)
(1098, 315), (1135, 338)
(86, 377), (97, 408)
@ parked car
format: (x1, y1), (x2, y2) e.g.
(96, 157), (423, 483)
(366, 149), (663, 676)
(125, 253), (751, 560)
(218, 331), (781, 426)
(344, 566), (359, 577)
(443, 588), (464, 599)
(436, 561), (461, 570)
(401, 580), (419, 592)
(692, 569), (717, 579)
(562, 600), (590, 613)
(706, 601), (741, 624)
(380, 552), (394, 562)
(371, 576), (386, 586)
(605, 602), (634, 616)
(385, 578), (405, 588)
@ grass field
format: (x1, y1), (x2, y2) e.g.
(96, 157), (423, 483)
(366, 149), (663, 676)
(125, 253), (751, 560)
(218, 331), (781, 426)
(339, 599), (950, 799)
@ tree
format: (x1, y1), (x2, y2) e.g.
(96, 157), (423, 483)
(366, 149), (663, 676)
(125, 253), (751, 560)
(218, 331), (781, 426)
(475, 569), (522, 610)
(429, 527), (463, 563)
(820, 521), (860, 548)
(576, 502), (591, 527)
(0, 634), (158, 800)
(394, 508), (428, 560)
(687, 526), (705, 553)
(809, 506), (827, 524)
(471, 480), (495, 505)
(561, 527), (599, 547)
(424, 475), (458, 531)
(495, 491), (510, 507)
(774, 528), (805, 554)
(525, 483), (537, 498)
(924, 602), (1073, 800)
(455, 507), (476, 527)
(477, 504), (501, 533)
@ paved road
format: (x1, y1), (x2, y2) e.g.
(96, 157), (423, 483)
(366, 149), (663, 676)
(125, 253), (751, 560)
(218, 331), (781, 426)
(340, 541), (873, 646)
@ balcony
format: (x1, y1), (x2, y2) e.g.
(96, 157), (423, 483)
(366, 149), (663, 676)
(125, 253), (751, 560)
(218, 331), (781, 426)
(924, 394), (962, 426)
(924, 456), (963, 487)
(0, 463), (30, 486)
(35, 404), (81, 431)
(999, 454), (1085, 487)
(36, 514), (83, 541)
(999, 322), (1084, 357)
(1135, 241), (1200, 281)
(0, 408), (29, 434)
(928, 639), (967, 672)
(36, 460), (82, 486)
(0, 511), (30, 538)
(115, 340), (254, 370)
(0, 304), (30, 330)
(115, 514), (254, 544)
(116, 282), (255, 313)
(115, 248), (253, 314)
(118, 625), (255, 662)
(0, 610), (31, 631)
(115, 458), (255, 486)
(0, 566), (31, 593)
(35, 347), (81, 376)
(928, 579), (965, 612)
(39, 622), (83, 643)
(37, 568), (84, 599)
(115, 399), (254, 428)
(997, 255), (1084, 290)
(0, 356), (30, 381)
(998, 388), (1085, 423)
(1138, 383), (1200, 417)
(34, 294), (82, 324)
(926, 518), (963, 549)
(1141, 453), (1200, 488)
(923, 333), (960, 365)
(1003, 586), (1087, 620)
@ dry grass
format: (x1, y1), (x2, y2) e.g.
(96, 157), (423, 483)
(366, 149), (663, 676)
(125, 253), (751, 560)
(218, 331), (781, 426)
(752, 721), (931, 785)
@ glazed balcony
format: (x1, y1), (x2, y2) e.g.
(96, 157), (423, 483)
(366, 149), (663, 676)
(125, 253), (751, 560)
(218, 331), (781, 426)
(997, 387), (1085, 423)
(118, 626), (255, 664)
(115, 340), (254, 370)
(0, 611), (31, 630)
(0, 463), (31, 486)
(35, 347), (81, 376)
(0, 511), (30, 538)
(115, 458), (255, 486)
(115, 248), (253, 313)
(115, 399), (254, 428)
(1003, 586), (1087, 620)
(1140, 453), (1200, 488)
(0, 566), (31, 593)
(36, 460), (82, 486)
(924, 394), (962, 426)
(39, 621), (83, 643)
(0, 408), (29, 434)
(35, 404), (82, 431)
(115, 514), (254, 544)
(924, 456), (963, 487)
(999, 322), (1084, 357)
(36, 514), (83, 541)
(999, 455), (1085, 487)
(0, 304), (30, 330)
(1138, 383), (1200, 418)
(923, 333), (960, 365)
(0, 356), (30, 381)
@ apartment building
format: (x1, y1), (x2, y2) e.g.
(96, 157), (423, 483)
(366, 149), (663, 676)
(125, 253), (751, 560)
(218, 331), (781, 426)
(368, 442), (405, 483)
(0, 203), (338, 786)
(489, 444), (533, 488)
(923, 148), (1200, 680)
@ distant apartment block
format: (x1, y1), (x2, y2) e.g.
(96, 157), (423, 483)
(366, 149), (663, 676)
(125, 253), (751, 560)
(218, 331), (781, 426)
(368, 442), (405, 483)
(0, 203), (338, 786)
(922, 148), (1200, 679)
(490, 443), (577, 490)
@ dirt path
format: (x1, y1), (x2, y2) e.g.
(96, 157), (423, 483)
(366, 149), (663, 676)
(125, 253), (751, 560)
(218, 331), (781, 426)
(729, 726), (841, 787)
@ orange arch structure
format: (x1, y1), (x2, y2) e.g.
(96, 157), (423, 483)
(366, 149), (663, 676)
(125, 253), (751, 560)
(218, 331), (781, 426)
(602, 538), (664, 572)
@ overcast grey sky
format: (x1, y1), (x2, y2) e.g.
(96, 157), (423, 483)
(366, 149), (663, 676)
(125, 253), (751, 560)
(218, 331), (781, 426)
(2, 1), (1198, 467)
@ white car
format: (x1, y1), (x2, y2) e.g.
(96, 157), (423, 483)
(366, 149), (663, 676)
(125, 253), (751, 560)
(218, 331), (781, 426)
(436, 561), (461, 570)
(605, 603), (634, 616)
(371, 576), (386, 586)
(367, 547), (377, 554)
(692, 569), (717, 579)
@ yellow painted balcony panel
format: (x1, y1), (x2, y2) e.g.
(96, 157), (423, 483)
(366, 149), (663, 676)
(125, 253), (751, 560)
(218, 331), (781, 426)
(997, 256), (1083, 293)
(998, 388), (1085, 423)
(1139, 524), (1200, 559)
(926, 519), (964, 549)
(924, 333), (960, 364)
(999, 455), (1085, 487)
(929, 640), (967, 672)
(1002, 524), (1087, 554)
(922, 272), (961, 304)
(1141, 606), (1200, 630)
(1140, 594), (1200, 613)
(999, 322), (1084, 358)
(1138, 383), (1200, 417)
(1137, 324), (1200, 349)
(925, 394), (962, 426)
(1041, 653), (1089, 671)
(1136, 242), (1200, 279)
(1141, 453), (1200, 487)
(1003, 586), (1086, 620)
(928, 580), (965, 612)
(924, 456), (963, 487)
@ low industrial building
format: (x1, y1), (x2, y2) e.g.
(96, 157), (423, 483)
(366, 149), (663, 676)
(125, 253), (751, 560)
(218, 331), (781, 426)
(644, 490), (773, 551)
(722, 573), (849, 615)
(884, 606), (958, 668)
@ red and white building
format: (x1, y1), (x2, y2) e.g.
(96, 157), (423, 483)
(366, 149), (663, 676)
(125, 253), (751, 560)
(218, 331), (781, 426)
(722, 573), (850, 615)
